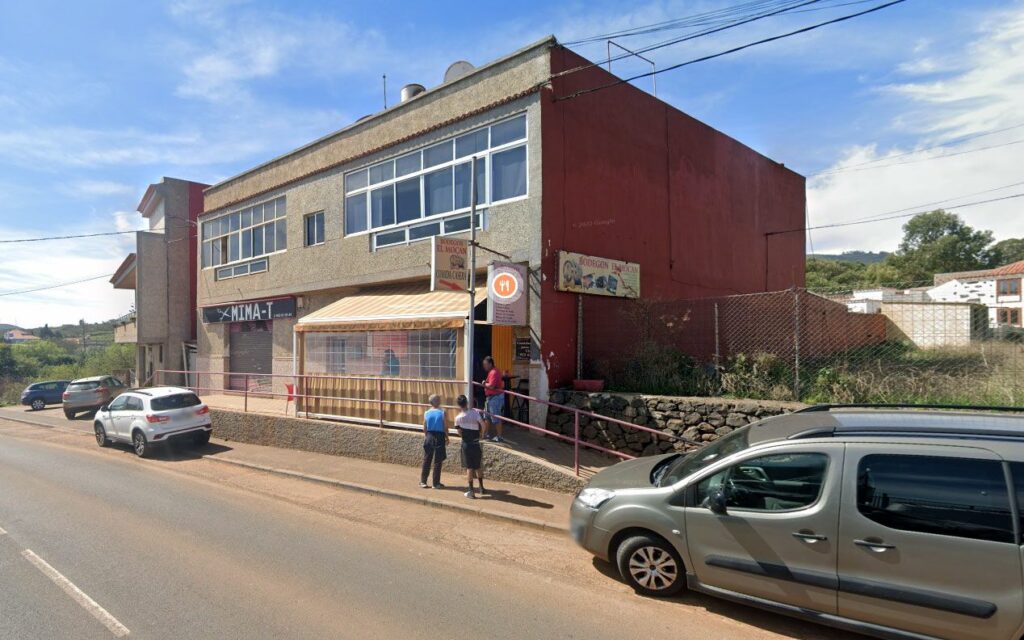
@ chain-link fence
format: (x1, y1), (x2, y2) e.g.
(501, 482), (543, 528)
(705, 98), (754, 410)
(587, 287), (1024, 406)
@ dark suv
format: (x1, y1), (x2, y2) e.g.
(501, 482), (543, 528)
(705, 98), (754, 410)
(20, 380), (70, 410)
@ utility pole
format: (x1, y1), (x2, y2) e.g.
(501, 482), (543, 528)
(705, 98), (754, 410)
(466, 157), (478, 402)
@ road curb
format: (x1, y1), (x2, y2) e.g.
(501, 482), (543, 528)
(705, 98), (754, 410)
(0, 412), (88, 436)
(204, 455), (570, 534)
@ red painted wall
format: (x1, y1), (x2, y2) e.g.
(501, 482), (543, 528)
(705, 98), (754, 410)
(540, 46), (806, 386)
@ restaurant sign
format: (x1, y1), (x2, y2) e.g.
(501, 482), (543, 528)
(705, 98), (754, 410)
(431, 236), (470, 292)
(202, 297), (296, 324)
(556, 251), (640, 299)
(487, 261), (527, 326)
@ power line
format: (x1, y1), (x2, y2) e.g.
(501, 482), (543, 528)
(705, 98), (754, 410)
(554, 0), (827, 81)
(810, 123), (1024, 176)
(0, 230), (137, 244)
(812, 137), (1024, 176)
(843, 179), (1024, 224)
(555, 1), (908, 102)
(767, 192), (1024, 236)
(0, 274), (114, 297)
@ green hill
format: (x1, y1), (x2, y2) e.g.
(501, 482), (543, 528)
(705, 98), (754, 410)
(808, 251), (889, 264)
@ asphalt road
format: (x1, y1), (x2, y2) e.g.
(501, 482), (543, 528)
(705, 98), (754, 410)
(0, 407), (862, 639)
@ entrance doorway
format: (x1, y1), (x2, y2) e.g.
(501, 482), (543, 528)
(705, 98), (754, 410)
(229, 320), (272, 390)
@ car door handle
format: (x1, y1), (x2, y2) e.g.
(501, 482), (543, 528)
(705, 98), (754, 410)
(791, 532), (828, 543)
(853, 538), (896, 552)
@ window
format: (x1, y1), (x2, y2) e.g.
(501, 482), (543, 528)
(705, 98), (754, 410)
(997, 279), (1021, 297)
(108, 395), (129, 411)
(695, 453), (828, 511)
(201, 196), (286, 270)
(151, 393), (202, 411)
(304, 212), (325, 246)
(305, 329), (457, 379)
(997, 308), (1021, 326)
(343, 113), (527, 241)
(125, 396), (144, 411)
(857, 455), (1013, 543)
(216, 258), (267, 280)
(370, 211), (484, 250)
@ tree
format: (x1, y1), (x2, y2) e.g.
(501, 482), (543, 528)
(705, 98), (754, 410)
(884, 210), (995, 283)
(992, 238), (1024, 265)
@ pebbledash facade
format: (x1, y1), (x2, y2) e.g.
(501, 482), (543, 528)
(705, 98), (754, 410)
(194, 37), (805, 426)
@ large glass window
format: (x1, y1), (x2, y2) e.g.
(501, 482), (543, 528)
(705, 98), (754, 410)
(857, 455), (1013, 543)
(305, 329), (457, 379)
(695, 453), (828, 512)
(201, 196), (286, 270)
(343, 113), (527, 245)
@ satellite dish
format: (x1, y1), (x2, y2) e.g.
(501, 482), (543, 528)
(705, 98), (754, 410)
(444, 60), (475, 83)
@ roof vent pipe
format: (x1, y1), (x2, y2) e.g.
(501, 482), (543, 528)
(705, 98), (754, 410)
(400, 83), (426, 103)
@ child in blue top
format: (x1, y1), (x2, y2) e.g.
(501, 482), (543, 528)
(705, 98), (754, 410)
(420, 394), (448, 488)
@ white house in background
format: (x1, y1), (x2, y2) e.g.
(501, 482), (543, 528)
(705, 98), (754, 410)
(844, 287), (929, 314)
(3, 328), (40, 344)
(928, 259), (1024, 328)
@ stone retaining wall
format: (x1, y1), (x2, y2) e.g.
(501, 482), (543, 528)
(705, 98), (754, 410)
(212, 409), (584, 493)
(546, 391), (803, 456)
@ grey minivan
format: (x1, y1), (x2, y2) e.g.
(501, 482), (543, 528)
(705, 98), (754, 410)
(570, 406), (1024, 640)
(62, 375), (129, 419)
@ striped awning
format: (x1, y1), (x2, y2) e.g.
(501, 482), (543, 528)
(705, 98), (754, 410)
(295, 284), (485, 332)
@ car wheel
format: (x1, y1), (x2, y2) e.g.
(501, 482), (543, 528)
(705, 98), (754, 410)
(30, 398), (45, 411)
(193, 430), (211, 447)
(94, 423), (110, 447)
(64, 409), (75, 420)
(132, 431), (151, 458)
(616, 535), (685, 597)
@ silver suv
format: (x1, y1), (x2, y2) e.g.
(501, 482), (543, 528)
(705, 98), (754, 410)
(570, 406), (1024, 640)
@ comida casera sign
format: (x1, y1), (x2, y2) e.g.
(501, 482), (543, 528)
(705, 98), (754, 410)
(202, 297), (296, 323)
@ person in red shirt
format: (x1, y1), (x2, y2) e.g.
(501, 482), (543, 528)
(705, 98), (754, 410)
(481, 355), (506, 443)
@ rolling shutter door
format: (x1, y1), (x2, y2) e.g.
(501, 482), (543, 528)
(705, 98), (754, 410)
(229, 321), (272, 390)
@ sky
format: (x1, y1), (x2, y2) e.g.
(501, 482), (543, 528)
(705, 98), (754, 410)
(1, 0), (1022, 327)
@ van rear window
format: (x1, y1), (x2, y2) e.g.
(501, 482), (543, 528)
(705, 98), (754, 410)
(151, 393), (202, 411)
(67, 381), (100, 391)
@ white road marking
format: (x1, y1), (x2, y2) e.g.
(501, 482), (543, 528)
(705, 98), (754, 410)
(21, 549), (130, 637)
(0, 526), (6, 535)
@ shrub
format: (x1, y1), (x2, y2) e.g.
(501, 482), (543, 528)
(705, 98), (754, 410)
(719, 352), (794, 400)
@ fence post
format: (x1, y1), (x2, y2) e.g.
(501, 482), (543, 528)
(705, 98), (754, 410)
(793, 289), (801, 400)
(244, 374), (249, 413)
(713, 302), (721, 369)
(573, 410), (581, 477)
(378, 377), (385, 428)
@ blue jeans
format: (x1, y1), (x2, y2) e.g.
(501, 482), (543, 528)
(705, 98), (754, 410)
(485, 394), (505, 425)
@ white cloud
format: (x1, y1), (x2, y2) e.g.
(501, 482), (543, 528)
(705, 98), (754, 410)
(0, 217), (141, 328)
(63, 180), (136, 198)
(807, 4), (1024, 254)
(170, 6), (387, 103)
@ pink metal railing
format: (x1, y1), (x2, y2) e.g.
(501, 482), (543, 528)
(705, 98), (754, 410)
(155, 369), (699, 476)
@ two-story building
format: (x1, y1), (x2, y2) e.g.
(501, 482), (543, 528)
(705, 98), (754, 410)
(929, 260), (1024, 329)
(111, 177), (207, 384)
(194, 37), (806, 426)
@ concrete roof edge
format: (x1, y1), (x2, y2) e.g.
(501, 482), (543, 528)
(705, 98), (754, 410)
(203, 35), (557, 197)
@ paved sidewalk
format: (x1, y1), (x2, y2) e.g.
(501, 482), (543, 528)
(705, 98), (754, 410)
(203, 437), (573, 532)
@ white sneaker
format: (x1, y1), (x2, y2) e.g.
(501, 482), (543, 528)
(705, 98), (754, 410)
(464, 489), (476, 499)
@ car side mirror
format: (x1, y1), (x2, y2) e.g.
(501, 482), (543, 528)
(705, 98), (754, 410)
(707, 488), (729, 515)
(100, 404), (110, 412)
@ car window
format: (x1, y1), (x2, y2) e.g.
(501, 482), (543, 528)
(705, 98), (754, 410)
(67, 381), (100, 391)
(40, 383), (56, 391)
(125, 397), (144, 411)
(696, 453), (828, 512)
(151, 393), (202, 411)
(659, 427), (752, 486)
(111, 377), (125, 387)
(857, 455), (1013, 544)
(108, 396), (129, 411)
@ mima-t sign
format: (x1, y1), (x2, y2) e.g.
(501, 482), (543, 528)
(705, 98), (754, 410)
(201, 297), (296, 323)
